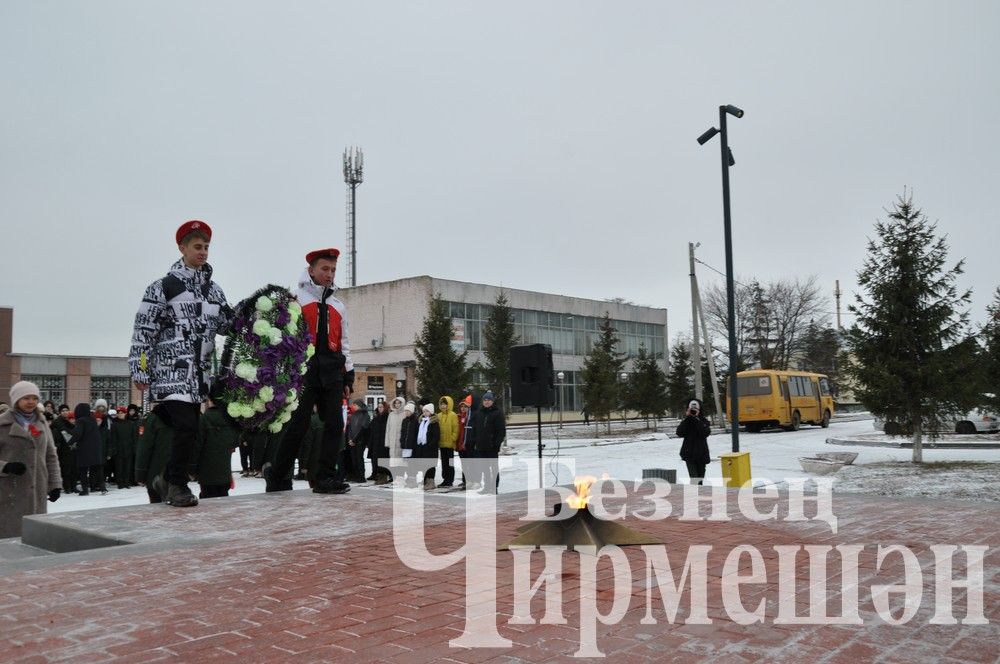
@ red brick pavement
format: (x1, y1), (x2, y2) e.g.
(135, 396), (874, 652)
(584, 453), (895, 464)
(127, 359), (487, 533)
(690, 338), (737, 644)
(1, 485), (997, 662)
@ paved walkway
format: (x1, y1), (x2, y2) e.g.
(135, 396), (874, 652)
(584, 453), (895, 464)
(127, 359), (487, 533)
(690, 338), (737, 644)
(1, 483), (996, 662)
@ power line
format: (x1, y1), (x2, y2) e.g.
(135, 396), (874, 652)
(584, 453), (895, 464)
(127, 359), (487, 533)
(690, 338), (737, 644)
(693, 258), (749, 288)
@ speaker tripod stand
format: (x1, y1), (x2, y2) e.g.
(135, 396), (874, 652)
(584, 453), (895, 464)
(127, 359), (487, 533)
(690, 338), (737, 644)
(535, 405), (544, 489)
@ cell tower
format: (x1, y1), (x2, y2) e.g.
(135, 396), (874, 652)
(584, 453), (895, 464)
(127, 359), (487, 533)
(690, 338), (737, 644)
(343, 146), (364, 287)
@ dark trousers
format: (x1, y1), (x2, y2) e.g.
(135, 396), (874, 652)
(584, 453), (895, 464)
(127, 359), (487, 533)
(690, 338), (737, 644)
(60, 450), (77, 492)
(116, 450), (135, 488)
(344, 442), (365, 480)
(199, 484), (230, 499)
(439, 448), (455, 485)
(685, 460), (707, 485)
(239, 444), (250, 472)
(468, 450), (499, 491)
(79, 465), (105, 492)
(273, 381), (345, 485)
(160, 401), (201, 487)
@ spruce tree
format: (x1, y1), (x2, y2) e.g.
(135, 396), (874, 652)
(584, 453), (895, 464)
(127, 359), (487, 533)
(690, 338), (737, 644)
(580, 313), (625, 435)
(481, 290), (519, 413)
(414, 294), (470, 404)
(983, 288), (1000, 413)
(665, 338), (695, 417)
(623, 345), (669, 430)
(845, 192), (977, 462)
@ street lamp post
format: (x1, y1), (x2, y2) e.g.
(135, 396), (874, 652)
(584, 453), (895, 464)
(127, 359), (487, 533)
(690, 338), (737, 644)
(698, 104), (744, 454)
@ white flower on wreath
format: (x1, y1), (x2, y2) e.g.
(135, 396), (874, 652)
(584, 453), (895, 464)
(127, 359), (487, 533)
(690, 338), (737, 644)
(258, 386), (274, 402)
(252, 398), (267, 413)
(235, 362), (258, 382)
(268, 329), (283, 346)
(255, 295), (274, 313)
(252, 319), (271, 336)
(268, 421), (283, 433)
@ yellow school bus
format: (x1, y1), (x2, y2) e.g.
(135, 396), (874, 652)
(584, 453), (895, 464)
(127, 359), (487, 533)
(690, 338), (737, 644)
(727, 370), (834, 432)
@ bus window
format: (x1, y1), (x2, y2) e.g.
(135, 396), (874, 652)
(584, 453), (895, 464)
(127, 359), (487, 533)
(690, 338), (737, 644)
(819, 378), (831, 396)
(737, 375), (772, 396)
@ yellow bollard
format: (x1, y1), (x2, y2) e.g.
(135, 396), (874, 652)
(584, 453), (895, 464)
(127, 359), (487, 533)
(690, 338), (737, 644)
(719, 452), (752, 488)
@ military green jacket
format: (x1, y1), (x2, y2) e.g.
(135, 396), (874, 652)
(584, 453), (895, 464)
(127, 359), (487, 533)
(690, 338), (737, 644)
(194, 407), (239, 486)
(135, 411), (172, 485)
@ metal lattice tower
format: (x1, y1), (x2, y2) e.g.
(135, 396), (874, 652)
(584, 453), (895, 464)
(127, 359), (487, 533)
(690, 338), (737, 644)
(343, 147), (364, 287)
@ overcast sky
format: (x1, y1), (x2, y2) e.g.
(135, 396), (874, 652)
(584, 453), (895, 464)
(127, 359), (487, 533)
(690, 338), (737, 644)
(2, 1), (998, 357)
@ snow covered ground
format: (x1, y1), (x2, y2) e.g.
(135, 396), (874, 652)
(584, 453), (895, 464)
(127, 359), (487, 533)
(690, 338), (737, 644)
(48, 417), (1000, 514)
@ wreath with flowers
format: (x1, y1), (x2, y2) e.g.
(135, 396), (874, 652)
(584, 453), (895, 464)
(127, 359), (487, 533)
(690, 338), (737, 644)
(217, 284), (315, 433)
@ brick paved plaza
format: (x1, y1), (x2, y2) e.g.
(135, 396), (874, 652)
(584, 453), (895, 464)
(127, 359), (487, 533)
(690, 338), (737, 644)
(1, 483), (997, 663)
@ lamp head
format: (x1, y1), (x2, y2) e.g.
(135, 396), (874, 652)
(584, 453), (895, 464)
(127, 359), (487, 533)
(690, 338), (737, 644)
(697, 127), (719, 145)
(724, 104), (744, 118)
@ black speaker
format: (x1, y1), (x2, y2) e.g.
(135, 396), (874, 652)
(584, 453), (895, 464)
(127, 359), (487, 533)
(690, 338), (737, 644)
(509, 343), (555, 407)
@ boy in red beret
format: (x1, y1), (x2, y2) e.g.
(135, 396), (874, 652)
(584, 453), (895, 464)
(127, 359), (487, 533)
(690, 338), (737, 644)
(264, 248), (354, 495)
(128, 220), (233, 507)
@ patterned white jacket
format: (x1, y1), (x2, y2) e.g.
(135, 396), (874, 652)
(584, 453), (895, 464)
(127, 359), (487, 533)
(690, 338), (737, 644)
(128, 260), (233, 403)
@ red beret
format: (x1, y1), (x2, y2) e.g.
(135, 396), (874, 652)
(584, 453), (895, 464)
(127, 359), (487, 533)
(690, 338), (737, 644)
(175, 220), (212, 244)
(306, 248), (341, 264)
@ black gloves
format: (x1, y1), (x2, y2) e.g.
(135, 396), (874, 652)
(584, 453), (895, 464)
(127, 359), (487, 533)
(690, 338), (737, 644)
(3, 462), (27, 476)
(48, 488), (61, 502)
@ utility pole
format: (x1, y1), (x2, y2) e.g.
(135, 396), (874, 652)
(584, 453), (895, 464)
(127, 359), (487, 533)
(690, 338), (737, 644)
(689, 242), (702, 400)
(834, 279), (843, 330)
(343, 147), (364, 287)
(694, 283), (724, 426)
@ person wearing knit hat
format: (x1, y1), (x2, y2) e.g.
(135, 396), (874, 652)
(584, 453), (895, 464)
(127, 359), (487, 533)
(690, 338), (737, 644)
(264, 246), (355, 497)
(415, 402), (440, 490)
(343, 399), (370, 483)
(397, 401), (420, 486)
(127, 219), (234, 508)
(51, 403), (77, 494)
(1, 381), (62, 538)
(471, 390), (506, 494)
(436, 396), (459, 489)
(9, 380), (41, 406)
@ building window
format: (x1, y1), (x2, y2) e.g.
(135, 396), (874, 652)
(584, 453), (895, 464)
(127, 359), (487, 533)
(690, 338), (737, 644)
(442, 301), (664, 361)
(20, 375), (65, 406)
(91, 376), (131, 408)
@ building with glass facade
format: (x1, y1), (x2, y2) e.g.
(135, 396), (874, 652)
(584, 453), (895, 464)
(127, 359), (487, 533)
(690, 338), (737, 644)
(338, 277), (668, 412)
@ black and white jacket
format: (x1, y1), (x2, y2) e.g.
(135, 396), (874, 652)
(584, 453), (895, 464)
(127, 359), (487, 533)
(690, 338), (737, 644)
(128, 260), (233, 403)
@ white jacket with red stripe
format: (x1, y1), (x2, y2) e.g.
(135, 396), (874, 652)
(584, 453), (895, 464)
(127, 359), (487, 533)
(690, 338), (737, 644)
(295, 270), (353, 373)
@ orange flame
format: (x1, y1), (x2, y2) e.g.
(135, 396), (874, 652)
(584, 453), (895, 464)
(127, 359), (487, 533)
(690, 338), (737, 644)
(566, 475), (598, 509)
